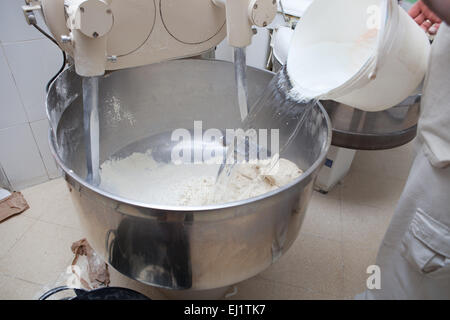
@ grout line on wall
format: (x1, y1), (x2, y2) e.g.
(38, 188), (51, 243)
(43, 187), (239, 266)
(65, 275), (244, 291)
(0, 43), (31, 122)
(0, 117), (47, 132)
(0, 37), (47, 46)
(28, 123), (50, 180)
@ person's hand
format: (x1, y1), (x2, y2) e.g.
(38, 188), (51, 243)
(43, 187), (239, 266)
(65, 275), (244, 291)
(409, 0), (442, 35)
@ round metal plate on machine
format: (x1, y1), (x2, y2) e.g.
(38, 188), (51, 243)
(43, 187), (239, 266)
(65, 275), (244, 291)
(106, 0), (156, 57)
(249, 0), (278, 27)
(77, 0), (113, 38)
(321, 95), (421, 150)
(160, 0), (226, 44)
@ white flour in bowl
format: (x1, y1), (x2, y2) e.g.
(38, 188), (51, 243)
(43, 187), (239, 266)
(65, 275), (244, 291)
(99, 151), (303, 206)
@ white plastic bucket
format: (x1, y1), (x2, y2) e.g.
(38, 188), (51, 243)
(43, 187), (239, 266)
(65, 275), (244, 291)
(287, 0), (431, 112)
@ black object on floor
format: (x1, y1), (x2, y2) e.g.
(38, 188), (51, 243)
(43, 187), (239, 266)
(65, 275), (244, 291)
(39, 286), (150, 300)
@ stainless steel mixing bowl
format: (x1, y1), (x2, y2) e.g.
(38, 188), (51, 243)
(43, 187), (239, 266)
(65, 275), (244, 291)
(47, 59), (331, 290)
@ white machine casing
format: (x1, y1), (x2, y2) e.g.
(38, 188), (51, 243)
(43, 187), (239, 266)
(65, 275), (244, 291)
(29, 0), (277, 76)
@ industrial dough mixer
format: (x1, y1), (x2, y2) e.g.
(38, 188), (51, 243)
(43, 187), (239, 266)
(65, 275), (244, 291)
(23, 0), (332, 292)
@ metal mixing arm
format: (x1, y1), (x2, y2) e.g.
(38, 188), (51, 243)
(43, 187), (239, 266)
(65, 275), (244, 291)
(23, 0), (114, 76)
(63, 0), (114, 76)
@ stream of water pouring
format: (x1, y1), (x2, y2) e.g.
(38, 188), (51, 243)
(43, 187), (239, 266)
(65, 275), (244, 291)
(215, 64), (317, 189)
(234, 47), (249, 121)
(82, 76), (100, 186)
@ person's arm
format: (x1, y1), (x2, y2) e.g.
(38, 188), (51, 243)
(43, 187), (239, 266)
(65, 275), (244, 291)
(422, 0), (450, 25)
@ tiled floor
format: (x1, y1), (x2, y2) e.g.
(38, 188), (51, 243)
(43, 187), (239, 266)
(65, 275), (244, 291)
(0, 142), (415, 300)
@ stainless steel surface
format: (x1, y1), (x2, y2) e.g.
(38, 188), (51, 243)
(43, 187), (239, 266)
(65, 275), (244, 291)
(234, 47), (249, 121)
(47, 59), (331, 290)
(82, 76), (100, 186)
(322, 95), (420, 150)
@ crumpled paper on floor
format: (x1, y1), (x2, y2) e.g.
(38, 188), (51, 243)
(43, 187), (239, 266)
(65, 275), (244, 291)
(0, 192), (29, 223)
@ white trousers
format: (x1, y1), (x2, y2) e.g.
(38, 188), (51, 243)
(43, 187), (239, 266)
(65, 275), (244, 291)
(359, 146), (450, 299)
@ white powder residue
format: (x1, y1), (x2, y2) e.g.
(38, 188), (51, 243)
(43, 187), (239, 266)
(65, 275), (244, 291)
(105, 96), (136, 126)
(287, 30), (377, 100)
(99, 151), (303, 206)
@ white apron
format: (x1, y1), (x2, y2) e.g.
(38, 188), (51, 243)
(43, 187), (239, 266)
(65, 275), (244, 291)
(418, 23), (450, 168)
(359, 23), (450, 300)
(360, 148), (450, 299)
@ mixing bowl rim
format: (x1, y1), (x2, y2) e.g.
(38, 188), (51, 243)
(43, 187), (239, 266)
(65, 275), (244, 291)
(47, 59), (332, 213)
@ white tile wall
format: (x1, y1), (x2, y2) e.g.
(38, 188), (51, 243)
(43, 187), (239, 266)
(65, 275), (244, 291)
(0, 46), (27, 128)
(0, 163), (12, 190)
(2, 39), (62, 122)
(0, 0), (50, 43)
(30, 119), (60, 179)
(0, 123), (48, 190)
(0, 0), (62, 190)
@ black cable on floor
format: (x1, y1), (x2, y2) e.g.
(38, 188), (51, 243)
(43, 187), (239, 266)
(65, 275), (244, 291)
(38, 286), (74, 300)
(31, 23), (67, 93)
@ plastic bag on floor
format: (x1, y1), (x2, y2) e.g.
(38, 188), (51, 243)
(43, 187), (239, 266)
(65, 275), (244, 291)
(70, 238), (110, 290)
(35, 239), (111, 299)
